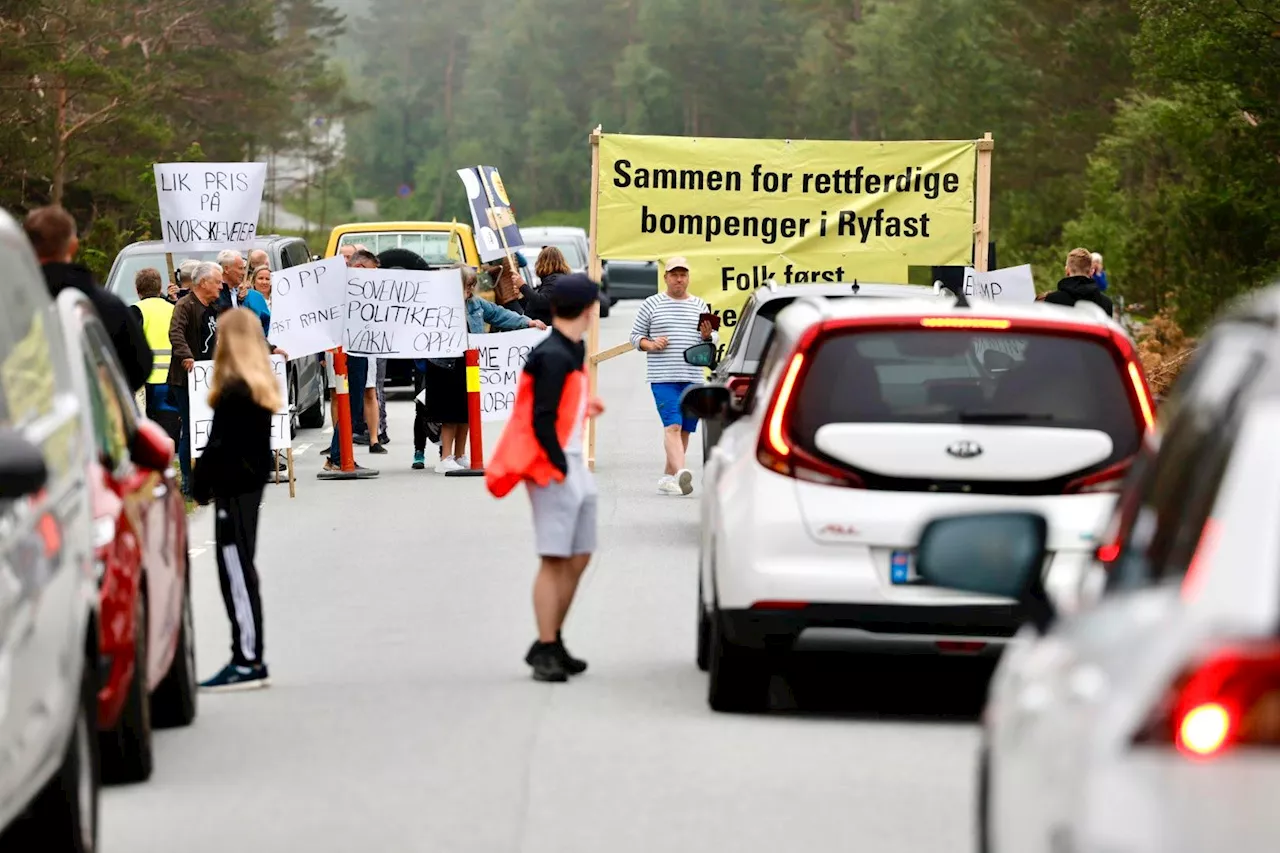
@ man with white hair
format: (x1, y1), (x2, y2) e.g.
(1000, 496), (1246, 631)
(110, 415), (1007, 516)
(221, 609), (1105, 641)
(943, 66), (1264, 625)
(169, 261), (233, 493)
(248, 247), (269, 270)
(1090, 251), (1110, 292)
(219, 248), (271, 335)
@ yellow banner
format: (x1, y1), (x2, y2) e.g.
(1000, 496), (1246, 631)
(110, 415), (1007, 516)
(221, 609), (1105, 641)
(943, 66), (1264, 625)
(597, 134), (977, 267)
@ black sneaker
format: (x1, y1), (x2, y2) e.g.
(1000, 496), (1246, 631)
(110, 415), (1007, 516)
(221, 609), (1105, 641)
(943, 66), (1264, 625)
(526, 643), (568, 682)
(379, 433), (390, 445)
(369, 443), (388, 455)
(353, 432), (370, 446)
(556, 632), (588, 675)
(199, 662), (270, 692)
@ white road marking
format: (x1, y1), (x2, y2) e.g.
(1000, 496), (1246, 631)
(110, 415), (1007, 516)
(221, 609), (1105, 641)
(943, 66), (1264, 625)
(295, 443), (313, 456)
(190, 548), (207, 558)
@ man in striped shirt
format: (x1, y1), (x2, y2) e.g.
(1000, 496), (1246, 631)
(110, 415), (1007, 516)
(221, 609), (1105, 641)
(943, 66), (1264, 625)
(630, 256), (715, 495)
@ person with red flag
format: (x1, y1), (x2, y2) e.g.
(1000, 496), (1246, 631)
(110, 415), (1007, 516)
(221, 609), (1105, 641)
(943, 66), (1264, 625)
(486, 274), (604, 682)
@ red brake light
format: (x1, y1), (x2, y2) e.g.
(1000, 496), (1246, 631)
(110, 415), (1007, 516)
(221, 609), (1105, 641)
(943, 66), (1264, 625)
(755, 351), (864, 488)
(1134, 640), (1280, 758)
(1127, 361), (1156, 432)
(751, 600), (809, 611)
(919, 317), (1012, 329)
(1064, 459), (1131, 494)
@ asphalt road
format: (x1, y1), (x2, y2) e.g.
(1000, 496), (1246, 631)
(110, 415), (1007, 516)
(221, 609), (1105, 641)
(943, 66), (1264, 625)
(102, 303), (985, 853)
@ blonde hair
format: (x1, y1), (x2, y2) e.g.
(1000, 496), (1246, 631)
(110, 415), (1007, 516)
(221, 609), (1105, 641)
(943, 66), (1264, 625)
(535, 246), (570, 279)
(208, 309), (282, 411)
(1066, 248), (1093, 277)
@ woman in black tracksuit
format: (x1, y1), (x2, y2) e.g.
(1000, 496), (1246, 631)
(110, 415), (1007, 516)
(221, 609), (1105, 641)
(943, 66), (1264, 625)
(191, 308), (279, 691)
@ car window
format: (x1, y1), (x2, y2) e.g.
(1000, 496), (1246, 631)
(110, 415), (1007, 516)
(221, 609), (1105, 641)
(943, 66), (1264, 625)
(283, 240), (312, 268)
(80, 320), (136, 471)
(337, 231), (464, 265)
(107, 251), (219, 304)
(742, 293), (883, 369)
(742, 328), (788, 415)
(722, 298), (757, 361)
(523, 237), (587, 269)
(1106, 327), (1263, 592)
(789, 328), (1142, 469)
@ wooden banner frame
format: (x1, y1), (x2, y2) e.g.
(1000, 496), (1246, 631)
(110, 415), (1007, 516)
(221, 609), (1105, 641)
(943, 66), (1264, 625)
(584, 128), (995, 472)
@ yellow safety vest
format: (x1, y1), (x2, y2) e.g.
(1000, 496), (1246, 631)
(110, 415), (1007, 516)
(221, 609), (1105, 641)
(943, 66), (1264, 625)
(136, 297), (174, 385)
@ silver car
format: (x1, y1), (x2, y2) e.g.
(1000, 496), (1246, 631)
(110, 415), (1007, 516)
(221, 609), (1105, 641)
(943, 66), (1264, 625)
(0, 209), (100, 852)
(915, 286), (1280, 853)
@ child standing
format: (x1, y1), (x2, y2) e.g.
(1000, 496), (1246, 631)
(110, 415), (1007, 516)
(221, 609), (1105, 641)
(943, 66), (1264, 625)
(486, 274), (604, 681)
(191, 308), (280, 691)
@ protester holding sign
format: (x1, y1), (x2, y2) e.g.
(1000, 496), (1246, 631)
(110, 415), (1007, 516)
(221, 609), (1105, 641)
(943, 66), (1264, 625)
(425, 265), (546, 474)
(190, 309), (279, 692)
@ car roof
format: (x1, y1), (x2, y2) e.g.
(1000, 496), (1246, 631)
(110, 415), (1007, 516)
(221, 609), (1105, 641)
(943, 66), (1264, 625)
(751, 281), (935, 304)
(115, 236), (300, 255)
(521, 226), (586, 238)
(328, 221), (475, 235)
(773, 293), (1125, 342)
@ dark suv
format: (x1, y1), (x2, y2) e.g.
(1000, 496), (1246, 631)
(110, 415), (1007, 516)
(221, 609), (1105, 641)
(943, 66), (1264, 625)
(687, 281), (941, 460)
(104, 236), (327, 433)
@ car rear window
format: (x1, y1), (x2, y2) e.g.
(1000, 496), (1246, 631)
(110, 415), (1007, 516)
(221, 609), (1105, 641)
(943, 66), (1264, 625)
(337, 231), (464, 265)
(790, 329), (1141, 466)
(106, 251), (220, 304)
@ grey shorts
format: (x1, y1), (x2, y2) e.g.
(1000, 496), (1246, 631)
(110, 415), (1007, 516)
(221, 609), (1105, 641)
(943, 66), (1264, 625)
(527, 453), (598, 558)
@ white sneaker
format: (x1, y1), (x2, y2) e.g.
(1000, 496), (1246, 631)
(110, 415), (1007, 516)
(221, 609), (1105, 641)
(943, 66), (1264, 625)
(435, 455), (463, 474)
(676, 469), (694, 495)
(657, 476), (682, 495)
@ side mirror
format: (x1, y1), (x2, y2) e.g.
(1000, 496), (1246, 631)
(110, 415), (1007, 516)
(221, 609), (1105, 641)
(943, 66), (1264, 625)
(681, 384), (731, 422)
(0, 427), (48, 499)
(131, 419), (175, 472)
(916, 512), (1055, 632)
(684, 342), (717, 368)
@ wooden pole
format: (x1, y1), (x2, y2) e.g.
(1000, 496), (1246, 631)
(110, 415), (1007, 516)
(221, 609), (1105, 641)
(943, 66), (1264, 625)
(165, 252), (178, 297)
(973, 132), (994, 273)
(286, 447), (296, 498)
(586, 125), (603, 472)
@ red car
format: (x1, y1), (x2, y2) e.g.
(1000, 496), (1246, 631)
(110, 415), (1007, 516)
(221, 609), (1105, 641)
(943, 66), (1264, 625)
(59, 291), (198, 783)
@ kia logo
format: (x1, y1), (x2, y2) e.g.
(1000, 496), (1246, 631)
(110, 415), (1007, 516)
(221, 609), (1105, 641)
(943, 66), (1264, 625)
(946, 441), (983, 459)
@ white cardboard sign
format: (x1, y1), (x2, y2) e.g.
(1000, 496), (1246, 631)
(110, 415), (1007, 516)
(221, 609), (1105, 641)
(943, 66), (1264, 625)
(961, 264), (1036, 303)
(268, 256), (347, 359)
(154, 162), (267, 252)
(188, 355), (290, 458)
(471, 328), (551, 421)
(344, 267), (468, 359)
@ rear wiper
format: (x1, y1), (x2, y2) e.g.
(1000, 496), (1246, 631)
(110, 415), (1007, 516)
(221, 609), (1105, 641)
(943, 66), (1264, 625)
(958, 411), (1055, 423)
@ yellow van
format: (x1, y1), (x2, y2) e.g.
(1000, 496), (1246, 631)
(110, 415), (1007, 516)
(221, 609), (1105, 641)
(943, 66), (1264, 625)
(324, 220), (482, 265)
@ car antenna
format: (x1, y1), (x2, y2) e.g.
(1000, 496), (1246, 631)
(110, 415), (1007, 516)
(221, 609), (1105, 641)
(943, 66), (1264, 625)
(851, 280), (860, 294)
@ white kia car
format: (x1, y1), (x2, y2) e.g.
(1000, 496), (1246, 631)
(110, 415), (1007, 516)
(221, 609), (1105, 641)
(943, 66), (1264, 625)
(681, 295), (1156, 712)
(914, 286), (1280, 852)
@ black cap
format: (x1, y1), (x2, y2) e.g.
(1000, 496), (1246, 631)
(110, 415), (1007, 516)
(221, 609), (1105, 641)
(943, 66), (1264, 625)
(551, 273), (601, 308)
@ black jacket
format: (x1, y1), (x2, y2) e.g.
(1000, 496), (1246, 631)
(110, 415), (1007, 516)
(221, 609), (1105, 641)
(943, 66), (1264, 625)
(527, 327), (585, 475)
(525, 272), (563, 326)
(42, 262), (152, 392)
(190, 380), (273, 503)
(1045, 275), (1114, 316)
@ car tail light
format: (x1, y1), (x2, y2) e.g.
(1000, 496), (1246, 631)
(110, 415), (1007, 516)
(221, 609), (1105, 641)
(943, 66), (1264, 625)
(751, 601), (809, 610)
(726, 375), (751, 400)
(1133, 640), (1280, 758)
(756, 352), (865, 488)
(1127, 361), (1156, 433)
(1064, 459), (1131, 494)
(919, 317), (1012, 330)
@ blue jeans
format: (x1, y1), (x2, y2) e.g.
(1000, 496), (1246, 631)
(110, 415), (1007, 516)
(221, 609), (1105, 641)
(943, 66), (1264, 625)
(329, 355), (369, 463)
(173, 385), (191, 494)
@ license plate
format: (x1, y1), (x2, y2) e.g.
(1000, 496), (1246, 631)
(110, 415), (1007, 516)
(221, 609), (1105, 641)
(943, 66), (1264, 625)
(890, 550), (915, 584)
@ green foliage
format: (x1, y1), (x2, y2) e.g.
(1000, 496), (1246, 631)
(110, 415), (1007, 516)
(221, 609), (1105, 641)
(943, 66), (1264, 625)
(0, 0), (352, 272)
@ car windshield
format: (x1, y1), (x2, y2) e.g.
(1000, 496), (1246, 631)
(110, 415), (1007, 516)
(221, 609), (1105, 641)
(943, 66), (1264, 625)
(790, 329), (1141, 467)
(337, 231), (463, 265)
(523, 238), (586, 269)
(105, 251), (219, 305)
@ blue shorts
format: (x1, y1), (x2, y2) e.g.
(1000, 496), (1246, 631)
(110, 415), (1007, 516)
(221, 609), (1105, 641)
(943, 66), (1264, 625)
(651, 382), (699, 433)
